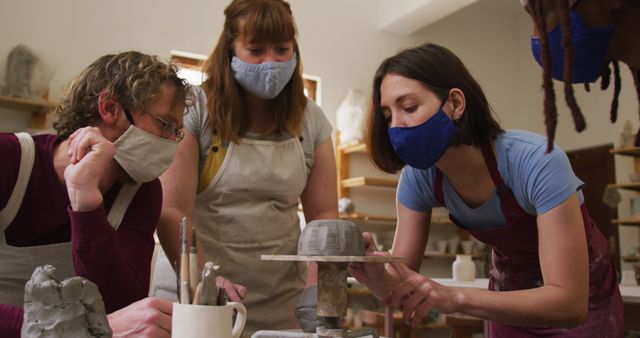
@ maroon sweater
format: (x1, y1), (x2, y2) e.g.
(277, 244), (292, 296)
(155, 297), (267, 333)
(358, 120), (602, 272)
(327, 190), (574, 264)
(0, 133), (162, 337)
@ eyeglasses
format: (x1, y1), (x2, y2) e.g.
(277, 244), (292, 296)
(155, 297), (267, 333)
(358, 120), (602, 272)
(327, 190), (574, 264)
(124, 109), (184, 142)
(146, 111), (185, 141)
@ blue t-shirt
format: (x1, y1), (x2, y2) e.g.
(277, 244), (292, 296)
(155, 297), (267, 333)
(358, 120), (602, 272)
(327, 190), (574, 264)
(397, 130), (584, 230)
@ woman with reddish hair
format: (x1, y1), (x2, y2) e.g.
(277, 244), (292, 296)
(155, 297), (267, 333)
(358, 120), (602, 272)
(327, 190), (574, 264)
(157, 0), (338, 336)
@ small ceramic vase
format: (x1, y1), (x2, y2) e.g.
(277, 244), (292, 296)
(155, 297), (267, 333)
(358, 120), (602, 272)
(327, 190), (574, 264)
(452, 254), (475, 282)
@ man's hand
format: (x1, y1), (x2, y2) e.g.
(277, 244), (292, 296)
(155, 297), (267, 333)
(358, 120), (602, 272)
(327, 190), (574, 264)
(107, 297), (172, 338)
(64, 127), (116, 211)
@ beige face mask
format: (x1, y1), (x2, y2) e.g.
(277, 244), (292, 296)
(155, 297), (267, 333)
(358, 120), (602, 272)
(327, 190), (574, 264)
(113, 125), (178, 183)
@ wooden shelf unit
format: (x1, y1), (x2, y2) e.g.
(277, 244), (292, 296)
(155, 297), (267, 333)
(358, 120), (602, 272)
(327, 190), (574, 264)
(356, 308), (449, 332)
(610, 144), (640, 260)
(423, 252), (482, 259)
(340, 212), (396, 232)
(610, 146), (640, 187)
(341, 176), (398, 189)
(339, 211), (453, 233)
(607, 182), (640, 192)
(609, 145), (640, 268)
(340, 212), (395, 223)
(335, 138), (402, 235)
(612, 218), (640, 226)
(337, 140), (367, 154)
(0, 94), (56, 129)
(610, 147), (640, 157)
(335, 138), (457, 230)
(337, 140), (399, 197)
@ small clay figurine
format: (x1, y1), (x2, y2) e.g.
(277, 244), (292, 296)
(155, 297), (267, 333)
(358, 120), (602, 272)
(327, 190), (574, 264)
(21, 265), (112, 338)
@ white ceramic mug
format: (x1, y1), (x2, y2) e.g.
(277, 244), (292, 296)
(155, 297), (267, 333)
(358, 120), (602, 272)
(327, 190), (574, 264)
(620, 270), (638, 286)
(172, 302), (247, 338)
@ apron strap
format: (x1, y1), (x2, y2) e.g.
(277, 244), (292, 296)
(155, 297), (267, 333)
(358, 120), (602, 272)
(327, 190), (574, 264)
(480, 143), (528, 223)
(0, 133), (35, 229)
(434, 169), (445, 206)
(434, 168), (463, 226)
(197, 130), (227, 193)
(434, 143), (528, 225)
(480, 143), (509, 189)
(107, 183), (141, 231)
(480, 143), (516, 200)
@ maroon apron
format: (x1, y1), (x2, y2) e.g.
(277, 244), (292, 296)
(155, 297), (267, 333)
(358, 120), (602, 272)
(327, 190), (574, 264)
(433, 143), (623, 337)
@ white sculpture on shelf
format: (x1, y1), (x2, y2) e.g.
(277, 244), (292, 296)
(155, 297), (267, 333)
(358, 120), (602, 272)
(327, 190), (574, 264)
(2, 44), (54, 99)
(338, 197), (355, 214)
(619, 120), (635, 148)
(336, 89), (368, 144)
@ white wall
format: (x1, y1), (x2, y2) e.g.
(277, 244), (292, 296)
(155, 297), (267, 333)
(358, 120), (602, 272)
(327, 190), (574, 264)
(0, 0), (417, 131)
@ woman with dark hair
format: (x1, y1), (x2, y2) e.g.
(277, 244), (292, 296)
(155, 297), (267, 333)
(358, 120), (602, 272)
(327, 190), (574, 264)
(156, 0), (337, 336)
(349, 43), (623, 337)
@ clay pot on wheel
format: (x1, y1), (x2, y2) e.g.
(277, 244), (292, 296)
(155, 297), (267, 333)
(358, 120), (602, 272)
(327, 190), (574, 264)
(298, 220), (365, 256)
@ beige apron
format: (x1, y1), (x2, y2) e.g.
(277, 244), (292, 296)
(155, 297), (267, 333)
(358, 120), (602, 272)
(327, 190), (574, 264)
(0, 132), (139, 306)
(195, 136), (308, 337)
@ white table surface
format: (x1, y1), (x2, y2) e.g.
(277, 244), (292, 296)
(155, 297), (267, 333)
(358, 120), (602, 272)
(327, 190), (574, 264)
(348, 277), (640, 303)
(433, 278), (640, 304)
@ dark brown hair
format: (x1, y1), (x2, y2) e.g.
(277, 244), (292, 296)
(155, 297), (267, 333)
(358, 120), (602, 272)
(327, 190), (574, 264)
(530, 0), (585, 151)
(53, 51), (188, 139)
(528, 0), (635, 150)
(201, 0), (307, 143)
(366, 43), (504, 174)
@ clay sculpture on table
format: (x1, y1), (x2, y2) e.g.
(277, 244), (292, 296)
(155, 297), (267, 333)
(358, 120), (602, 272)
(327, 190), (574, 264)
(298, 219), (365, 256)
(21, 265), (112, 338)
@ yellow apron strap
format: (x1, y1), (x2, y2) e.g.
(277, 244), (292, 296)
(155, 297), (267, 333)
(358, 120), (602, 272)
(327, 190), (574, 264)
(197, 131), (227, 193)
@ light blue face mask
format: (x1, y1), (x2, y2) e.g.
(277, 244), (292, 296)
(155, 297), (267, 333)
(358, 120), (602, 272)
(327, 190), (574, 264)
(231, 53), (297, 99)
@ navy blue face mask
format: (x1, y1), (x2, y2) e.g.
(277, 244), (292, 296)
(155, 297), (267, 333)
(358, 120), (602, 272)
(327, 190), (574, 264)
(388, 108), (458, 170)
(530, 8), (614, 84)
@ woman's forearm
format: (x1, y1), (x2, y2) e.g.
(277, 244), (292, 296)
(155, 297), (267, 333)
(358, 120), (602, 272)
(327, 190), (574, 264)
(454, 284), (588, 327)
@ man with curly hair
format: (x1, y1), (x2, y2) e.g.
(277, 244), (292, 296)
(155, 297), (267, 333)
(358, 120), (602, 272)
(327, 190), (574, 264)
(0, 51), (188, 338)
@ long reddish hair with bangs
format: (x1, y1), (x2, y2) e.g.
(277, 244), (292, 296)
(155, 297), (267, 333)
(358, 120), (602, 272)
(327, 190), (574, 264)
(201, 0), (307, 143)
